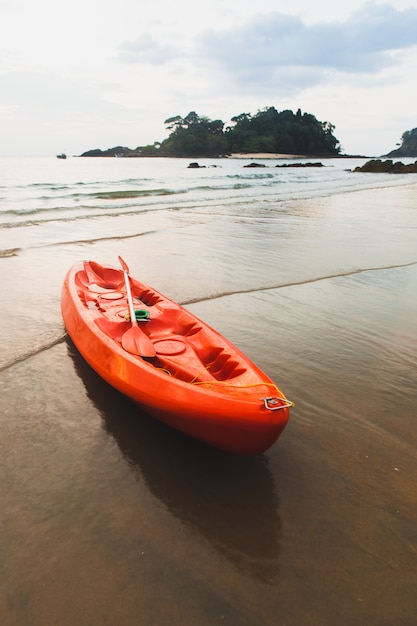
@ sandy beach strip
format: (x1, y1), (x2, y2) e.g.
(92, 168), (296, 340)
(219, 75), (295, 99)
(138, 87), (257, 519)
(230, 152), (307, 159)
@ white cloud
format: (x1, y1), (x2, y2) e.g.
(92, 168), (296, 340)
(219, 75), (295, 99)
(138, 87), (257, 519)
(196, 4), (417, 80)
(0, 0), (416, 155)
(118, 34), (179, 65)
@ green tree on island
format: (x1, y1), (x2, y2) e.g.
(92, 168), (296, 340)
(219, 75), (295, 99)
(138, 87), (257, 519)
(81, 106), (342, 157)
(157, 107), (340, 157)
(160, 111), (227, 157)
(224, 107), (339, 155)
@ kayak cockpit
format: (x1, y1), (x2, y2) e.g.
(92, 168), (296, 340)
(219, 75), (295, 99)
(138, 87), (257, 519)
(74, 263), (253, 385)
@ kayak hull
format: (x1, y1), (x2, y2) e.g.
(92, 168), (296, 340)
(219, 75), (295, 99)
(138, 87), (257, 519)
(61, 261), (291, 455)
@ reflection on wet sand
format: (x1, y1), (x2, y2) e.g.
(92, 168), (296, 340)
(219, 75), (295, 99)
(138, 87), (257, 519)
(67, 337), (281, 583)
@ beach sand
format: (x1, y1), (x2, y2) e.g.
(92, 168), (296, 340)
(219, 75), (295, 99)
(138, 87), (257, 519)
(1, 167), (417, 625)
(230, 152), (306, 159)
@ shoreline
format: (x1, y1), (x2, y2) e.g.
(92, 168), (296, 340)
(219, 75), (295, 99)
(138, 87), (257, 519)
(228, 152), (372, 160)
(230, 152), (305, 160)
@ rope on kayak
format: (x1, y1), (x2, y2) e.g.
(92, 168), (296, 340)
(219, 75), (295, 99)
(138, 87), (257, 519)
(189, 365), (212, 384)
(154, 365), (294, 408)
(155, 367), (173, 376)
(192, 379), (277, 391)
(191, 379), (294, 407)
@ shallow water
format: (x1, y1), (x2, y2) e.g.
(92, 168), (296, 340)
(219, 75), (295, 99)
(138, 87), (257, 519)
(1, 156), (417, 625)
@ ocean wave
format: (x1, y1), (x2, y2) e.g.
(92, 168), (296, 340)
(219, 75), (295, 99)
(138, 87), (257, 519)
(0, 228), (159, 255)
(90, 188), (186, 200)
(180, 261), (417, 305)
(226, 173), (275, 180)
(0, 203), (174, 229)
(41, 228), (159, 248)
(0, 332), (68, 372)
(0, 247), (20, 258)
(2, 176), (416, 232)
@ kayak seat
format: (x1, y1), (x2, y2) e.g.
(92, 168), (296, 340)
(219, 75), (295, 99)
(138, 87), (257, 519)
(134, 289), (162, 307)
(204, 352), (246, 381)
(85, 262), (124, 290)
(184, 334), (247, 380)
(129, 280), (163, 307)
(151, 343), (215, 383)
(147, 308), (202, 338)
(94, 317), (129, 342)
(151, 330), (246, 383)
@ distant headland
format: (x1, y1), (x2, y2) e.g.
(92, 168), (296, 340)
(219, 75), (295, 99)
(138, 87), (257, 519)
(80, 107), (341, 159)
(384, 127), (417, 158)
(353, 126), (417, 173)
(79, 109), (417, 160)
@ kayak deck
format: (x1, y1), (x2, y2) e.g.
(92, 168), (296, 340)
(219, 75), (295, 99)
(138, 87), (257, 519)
(62, 260), (292, 454)
(78, 261), (278, 389)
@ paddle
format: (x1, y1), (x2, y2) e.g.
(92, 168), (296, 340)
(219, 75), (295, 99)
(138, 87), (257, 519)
(118, 256), (156, 357)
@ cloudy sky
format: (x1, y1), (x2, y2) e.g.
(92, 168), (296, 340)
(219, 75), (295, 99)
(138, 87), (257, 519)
(1, 0), (416, 156)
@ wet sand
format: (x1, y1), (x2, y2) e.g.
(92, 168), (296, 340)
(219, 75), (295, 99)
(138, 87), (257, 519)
(1, 176), (417, 625)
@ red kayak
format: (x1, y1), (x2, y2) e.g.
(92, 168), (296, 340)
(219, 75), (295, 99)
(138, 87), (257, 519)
(61, 259), (292, 455)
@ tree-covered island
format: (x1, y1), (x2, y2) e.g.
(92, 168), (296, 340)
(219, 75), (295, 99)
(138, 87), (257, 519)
(81, 106), (341, 158)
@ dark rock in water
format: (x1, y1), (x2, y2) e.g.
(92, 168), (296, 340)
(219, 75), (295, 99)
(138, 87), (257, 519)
(354, 159), (417, 173)
(243, 162), (267, 168)
(389, 161), (417, 173)
(275, 162), (324, 168)
(187, 162), (206, 168)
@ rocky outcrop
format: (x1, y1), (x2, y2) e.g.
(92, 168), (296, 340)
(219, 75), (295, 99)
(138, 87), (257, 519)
(354, 159), (417, 173)
(242, 161), (324, 169)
